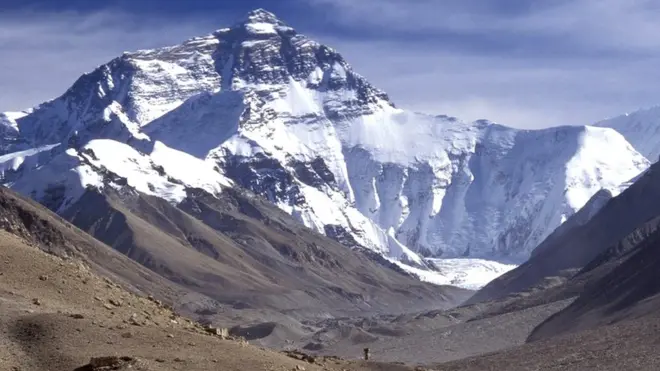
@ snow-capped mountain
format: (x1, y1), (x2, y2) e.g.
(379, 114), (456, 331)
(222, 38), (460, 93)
(595, 106), (660, 163)
(0, 9), (650, 266)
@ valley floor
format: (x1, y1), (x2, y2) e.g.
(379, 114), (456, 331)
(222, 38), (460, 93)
(309, 299), (571, 365)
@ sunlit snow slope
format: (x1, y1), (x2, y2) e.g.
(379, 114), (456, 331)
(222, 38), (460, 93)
(596, 106), (660, 163)
(0, 9), (650, 270)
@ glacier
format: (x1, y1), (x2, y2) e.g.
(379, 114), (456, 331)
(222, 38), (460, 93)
(0, 9), (651, 278)
(413, 258), (517, 290)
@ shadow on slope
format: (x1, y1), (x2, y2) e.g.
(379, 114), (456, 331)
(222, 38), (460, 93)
(529, 216), (660, 341)
(0, 186), (182, 302)
(60, 185), (470, 322)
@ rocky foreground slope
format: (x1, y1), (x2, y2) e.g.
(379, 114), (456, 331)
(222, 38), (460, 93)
(0, 227), (421, 371)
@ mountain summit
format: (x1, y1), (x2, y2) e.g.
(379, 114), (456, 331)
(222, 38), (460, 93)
(235, 8), (287, 25)
(0, 10), (649, 275)
(595, 105), (660, 162)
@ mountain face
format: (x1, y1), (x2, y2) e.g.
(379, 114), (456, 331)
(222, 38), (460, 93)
(468, 162), (660, 304)
(0, 9), (649, 267)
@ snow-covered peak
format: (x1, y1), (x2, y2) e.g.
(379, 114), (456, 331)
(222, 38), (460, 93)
(595, 105), (660, 162)
(0, 9), (651, 276)
(0, 112), (21, 137)
(234, 8), (288, 27)
(0, 112), (29, 154)
(220, 9), (295, 37)
(6, 9), (391, 153)
(1, 111), (29, 122)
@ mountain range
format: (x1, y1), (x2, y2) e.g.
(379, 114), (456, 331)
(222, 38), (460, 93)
(0, 10), (650, 280)
(6, 8), (660, 371)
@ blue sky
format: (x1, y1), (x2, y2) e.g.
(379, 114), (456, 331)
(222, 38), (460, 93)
(2, 0), (660, 128)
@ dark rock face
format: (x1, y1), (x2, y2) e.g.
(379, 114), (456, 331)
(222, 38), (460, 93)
(324, 224), (361, 249)
(40, 184), (68, 212)
(75, 356), (136, 371)
(289, 157), (337, 189)
(55, 184), (468, 322)
(224, 154), (306, 207)
(0, 187), (68, 250)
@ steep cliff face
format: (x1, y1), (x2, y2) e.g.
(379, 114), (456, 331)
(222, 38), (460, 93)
(0, 9), (649, 269)
(468, 163), (660, 304)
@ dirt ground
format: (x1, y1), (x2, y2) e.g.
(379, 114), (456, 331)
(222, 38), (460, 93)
(0, 230), (421, 371)
(433, 313), (660, 371)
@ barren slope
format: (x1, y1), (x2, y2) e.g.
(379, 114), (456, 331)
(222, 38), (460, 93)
(434, 314), (660, 371)
(1, 228), (434, 371)
(529, 217), (660, 341)
(59, 186), (469, 325)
